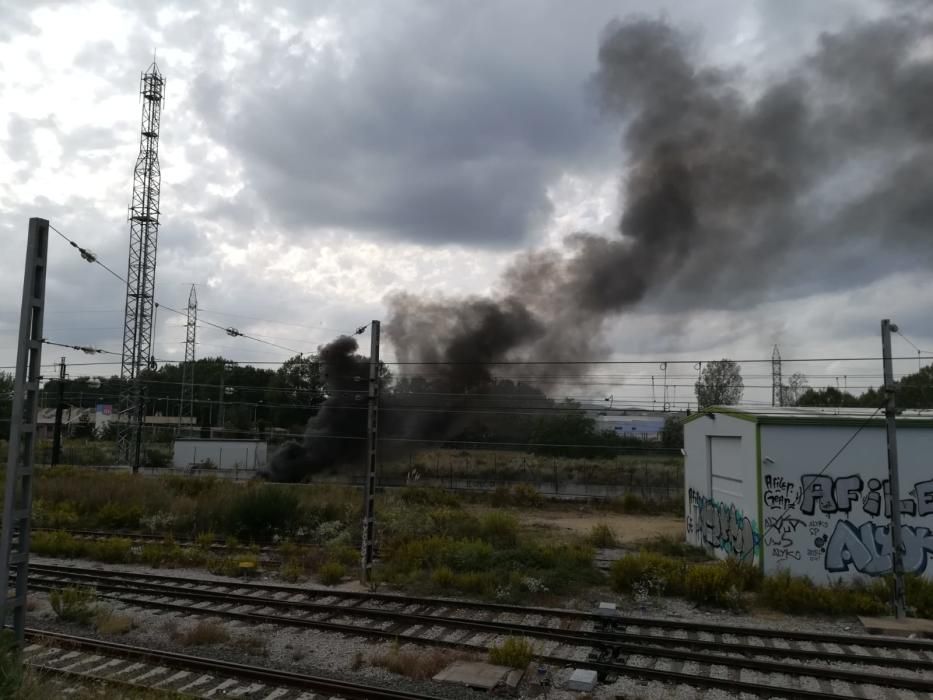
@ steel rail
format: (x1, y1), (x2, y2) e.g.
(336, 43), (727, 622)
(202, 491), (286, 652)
(30, 561), (933, 652)
(25, 629), (444, 700)
(24, 573), (933, 694)
(26, 567), (933, 673)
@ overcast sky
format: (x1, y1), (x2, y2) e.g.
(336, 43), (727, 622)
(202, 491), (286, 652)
(1, 0), (930, 409)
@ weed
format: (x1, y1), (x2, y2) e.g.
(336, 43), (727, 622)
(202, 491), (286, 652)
(90, 537), (133, 564)
(195, 532), (215, 549)
(610, 552), (687, 596)
(759, 571), (887, 616)
(479, 512), (519, 546)
(488, 636), (535, 668)
(172, 620), (230, 646)
(318, 561), (346, 586)
(430, 565), (456, 588)
(280, 559), (305, 582)
(587, 523), (618, 548)
(640, 535), (711, 561)
(684, 564), (744, 609)
(49, 586), (98, 625)
(226, 486), (301, 537)
(351, 651), (364, 671)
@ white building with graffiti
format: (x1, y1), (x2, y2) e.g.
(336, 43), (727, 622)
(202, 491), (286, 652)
(683, 406), (933, 581)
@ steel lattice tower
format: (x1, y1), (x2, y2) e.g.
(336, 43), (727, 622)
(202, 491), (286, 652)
(119, 61), (165, 470)
(771, 345), (783, 407)
(179, 284), (197, 433)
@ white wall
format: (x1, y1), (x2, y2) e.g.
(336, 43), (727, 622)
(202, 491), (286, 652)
(760, 423), (933, 581)
(173, 440), (267, 470)
(684, 415), (761, 564)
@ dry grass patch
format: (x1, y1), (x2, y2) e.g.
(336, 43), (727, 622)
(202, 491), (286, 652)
(370, 646), (471, 680)
(171, 620), (229, 647)
(232, 634), (268, 657)
(94, 609), (135, 635)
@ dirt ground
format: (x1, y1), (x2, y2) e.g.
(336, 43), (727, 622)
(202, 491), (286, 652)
(467, 504), (683, 543)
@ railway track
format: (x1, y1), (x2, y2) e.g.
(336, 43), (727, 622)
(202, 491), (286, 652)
(24, 629), (443, 699)
(25, 561), (933, 698)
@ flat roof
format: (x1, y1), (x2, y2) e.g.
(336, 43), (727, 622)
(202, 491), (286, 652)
(685, 405), (933, 427)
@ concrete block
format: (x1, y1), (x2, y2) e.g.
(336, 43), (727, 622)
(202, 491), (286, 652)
(596, 601), (620, 617)
(566, 668), (598, 692)
(859, 616), (933, 639)
(433, 661), (510, 689)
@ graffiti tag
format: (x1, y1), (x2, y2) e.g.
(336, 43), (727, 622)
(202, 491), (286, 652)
(688, 489), (761, 562)
(824, 521), (933, 575)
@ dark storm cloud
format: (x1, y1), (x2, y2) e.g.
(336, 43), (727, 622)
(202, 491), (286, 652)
(190, 2), (624, 248)
(387, 5), (933, 379)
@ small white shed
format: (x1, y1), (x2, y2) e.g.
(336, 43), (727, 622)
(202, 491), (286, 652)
(172, 438), (267, 471)
(684, 406), (933, 581)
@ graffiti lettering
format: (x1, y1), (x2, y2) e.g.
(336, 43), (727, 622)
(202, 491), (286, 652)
(763, 475), (798, 510)
(763, 514), (805, 548)
(799, 474), (918, 517)
(771, 547), (801, 561)
(688, 489), (761, 562)
(824, 521), (933, 575)
(913, 479), (933, 517)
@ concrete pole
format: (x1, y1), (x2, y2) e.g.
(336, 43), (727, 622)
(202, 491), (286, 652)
(361, 321), (380, 584)
(51, 357), (66, 466)
(0, 218), (49, 646)
(881, 319), (907, 619)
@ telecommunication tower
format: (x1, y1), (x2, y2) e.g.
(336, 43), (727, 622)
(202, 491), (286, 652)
(771, 345), (783, 407)
(179, 285), (198, 432)
(118, 61), (165, 470)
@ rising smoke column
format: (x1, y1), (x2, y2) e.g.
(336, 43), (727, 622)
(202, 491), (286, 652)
(273, 8), (933, 481)
(265, 336), (369, 482)
(389, 7), (933, 368)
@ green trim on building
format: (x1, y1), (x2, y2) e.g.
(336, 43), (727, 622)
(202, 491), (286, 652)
(685, 407), (933, 429)
(755, 423), (765, 573)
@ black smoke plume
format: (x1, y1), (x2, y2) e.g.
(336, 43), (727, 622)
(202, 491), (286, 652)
(265, 336), (369, 482)
(269, 7), (933, 481)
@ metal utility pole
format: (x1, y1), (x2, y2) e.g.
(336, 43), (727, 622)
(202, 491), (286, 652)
(361, 320), (381, 584)
(881, 319), (907, 619)
(50, 357), (66, 466)
(772, 345), (783, 407)
(118, 60), (165, 472)
(179, 284), (197, 434)
(0, 217), (49, 646)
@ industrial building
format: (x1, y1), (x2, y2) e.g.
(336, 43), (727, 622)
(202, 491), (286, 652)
(172, 438), (267, 472)
(684, 406), (933, 581)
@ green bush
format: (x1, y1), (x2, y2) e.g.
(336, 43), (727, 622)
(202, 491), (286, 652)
(226, 486), (301, 537)
(684, 564), (742, 608)
(640, 535), (711, 561)
(759, 571), (887, 616)
(32, 530), (84, 558)
(49, 586), (98, 625)
(89, 537), (133, 563)
(587, 523), (617, 548)
(319, 561), (346, 586)
(280, 559), (305, 582)
(489, 636), (535, 668)
(96, 502), (143, 529)
(610, 552), (687, 596)
(479, 512), (518, 546)
(430, 565), (456, 589)
(907, 574), (933, 618)
(398, 487), (461, 508)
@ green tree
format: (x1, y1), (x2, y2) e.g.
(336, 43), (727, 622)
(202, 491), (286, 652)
(661, 416), (684, 448)
(780, 372), (810, 406)
(694, 359), (744, 408)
